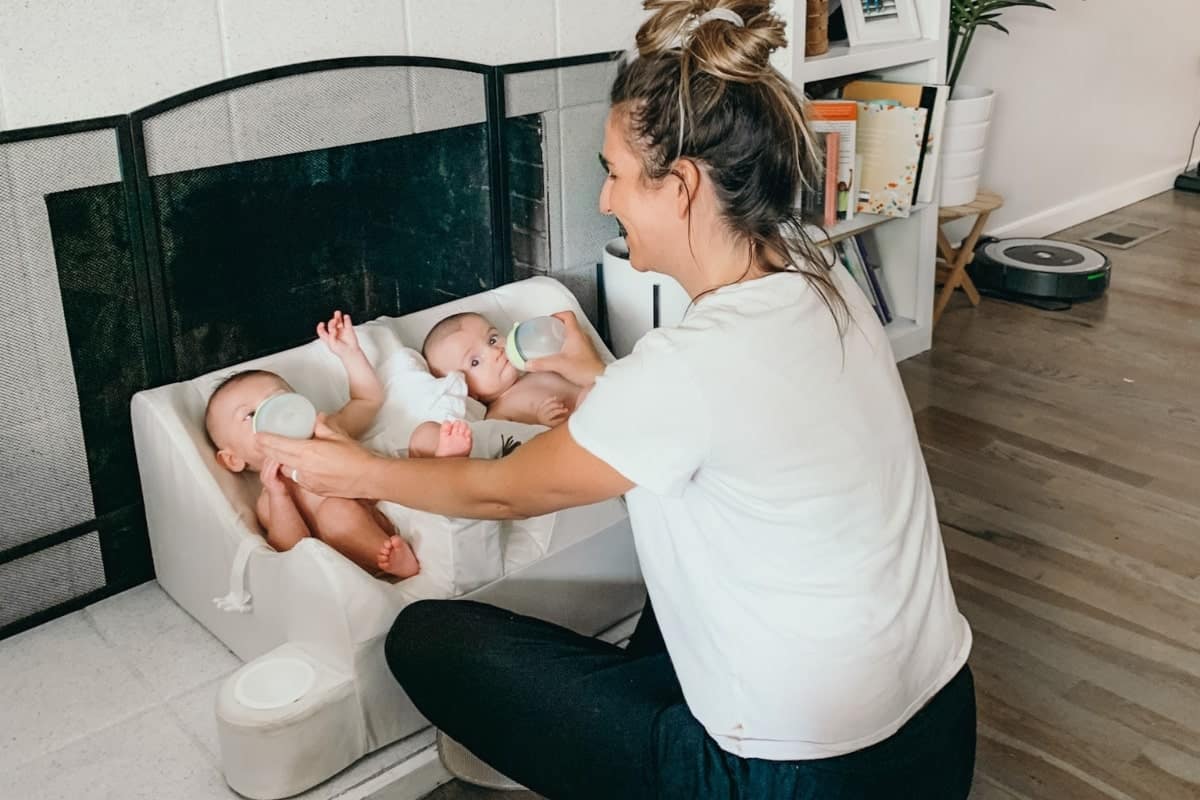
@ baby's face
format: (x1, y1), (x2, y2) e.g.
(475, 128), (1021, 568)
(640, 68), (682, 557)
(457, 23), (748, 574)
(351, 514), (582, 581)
(426, 315), (519, 402)
(206, 372), (292, 472)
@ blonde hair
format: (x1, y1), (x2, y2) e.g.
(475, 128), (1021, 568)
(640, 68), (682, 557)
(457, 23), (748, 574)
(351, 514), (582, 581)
(613, 0), (846, 327)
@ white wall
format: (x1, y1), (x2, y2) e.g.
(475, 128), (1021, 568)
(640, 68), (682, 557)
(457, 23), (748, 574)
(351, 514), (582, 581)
(0, 0), (659, 304)
(0, 0), (652, 129)
(952, 0), (1200, 238)
(3, 1), (1192, 248)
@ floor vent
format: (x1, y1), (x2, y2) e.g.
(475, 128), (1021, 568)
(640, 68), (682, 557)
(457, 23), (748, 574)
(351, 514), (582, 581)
(1079, 220), (1170, 250)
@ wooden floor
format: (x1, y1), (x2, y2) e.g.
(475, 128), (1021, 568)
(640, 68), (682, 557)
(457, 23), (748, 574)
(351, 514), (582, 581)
(904, 189), (1200, 799)
(425, 189), (1200, 799)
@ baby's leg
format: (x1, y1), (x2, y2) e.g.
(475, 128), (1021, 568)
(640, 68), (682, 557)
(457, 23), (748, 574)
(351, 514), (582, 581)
(409, 420), (472, 458)
(408, 421), (442, 458)
(314, 498), (417, 579)
(435, 420), (472, 456)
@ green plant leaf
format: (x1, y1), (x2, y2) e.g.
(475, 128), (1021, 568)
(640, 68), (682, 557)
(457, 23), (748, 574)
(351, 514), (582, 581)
(972, 0), (1055, 11)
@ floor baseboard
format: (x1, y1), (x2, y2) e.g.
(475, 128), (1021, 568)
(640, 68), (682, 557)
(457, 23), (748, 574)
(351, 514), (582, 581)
(341, 744), (453, 800)
(988, 160), (1198, 239)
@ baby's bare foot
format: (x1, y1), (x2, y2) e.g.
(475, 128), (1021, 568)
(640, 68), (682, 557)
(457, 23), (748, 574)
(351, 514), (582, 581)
(434, 420), (472, 457)
(377, 535), (419, 579)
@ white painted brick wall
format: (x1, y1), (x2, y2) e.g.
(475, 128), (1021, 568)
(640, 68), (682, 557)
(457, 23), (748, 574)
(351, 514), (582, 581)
(0, 0), (661, 278)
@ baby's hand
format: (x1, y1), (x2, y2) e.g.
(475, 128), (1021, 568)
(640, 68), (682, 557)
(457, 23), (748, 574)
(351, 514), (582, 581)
(316, 310), (361, 359)
(535, 396), (570, 427)
(260, 459), (290, 496)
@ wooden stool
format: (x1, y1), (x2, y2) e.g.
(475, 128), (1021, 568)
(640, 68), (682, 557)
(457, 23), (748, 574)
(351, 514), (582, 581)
(935, 190), (1003, 326)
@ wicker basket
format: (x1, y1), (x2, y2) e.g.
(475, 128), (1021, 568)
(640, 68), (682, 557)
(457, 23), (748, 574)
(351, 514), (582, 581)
(806, 0), (830, 57)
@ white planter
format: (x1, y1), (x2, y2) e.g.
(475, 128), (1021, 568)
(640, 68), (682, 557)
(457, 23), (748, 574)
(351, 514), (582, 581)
(941, 120), (990, 154)
(940, 175), (981, 208)
(600, 237), (690, 358)
(939, 85), (994, 206)
(944, 85), (995, 126)
(941, 147), (986, 180)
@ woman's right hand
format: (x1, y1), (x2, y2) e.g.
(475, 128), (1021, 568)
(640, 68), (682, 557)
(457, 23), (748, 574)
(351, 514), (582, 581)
(257, 414), (381, 499)
(523, 311), (606, 388)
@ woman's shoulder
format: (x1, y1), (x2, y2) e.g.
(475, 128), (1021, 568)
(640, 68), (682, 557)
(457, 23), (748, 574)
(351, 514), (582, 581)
(651, 273), (817, 340)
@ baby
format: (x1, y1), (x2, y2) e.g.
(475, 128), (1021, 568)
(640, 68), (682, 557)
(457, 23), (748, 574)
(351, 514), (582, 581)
(422, 312), (585, 427)
(205, 311), (472, 579)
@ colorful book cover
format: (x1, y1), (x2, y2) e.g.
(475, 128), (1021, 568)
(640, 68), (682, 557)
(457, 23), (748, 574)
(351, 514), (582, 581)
(841, 80), (948, 205)
(853, 102), (927, 218)
(808, 100), (858, 222)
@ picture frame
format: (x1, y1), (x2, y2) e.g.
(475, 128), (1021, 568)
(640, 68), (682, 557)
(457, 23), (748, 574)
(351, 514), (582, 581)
(842, 0), (922, 47)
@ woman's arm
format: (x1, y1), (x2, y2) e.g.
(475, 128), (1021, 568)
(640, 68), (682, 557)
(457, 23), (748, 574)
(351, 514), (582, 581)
(257, 418), (633, 519)
(257, 308), (626, 517)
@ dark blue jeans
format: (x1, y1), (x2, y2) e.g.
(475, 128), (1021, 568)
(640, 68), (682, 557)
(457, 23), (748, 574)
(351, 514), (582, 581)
(386, 599), (976, 799)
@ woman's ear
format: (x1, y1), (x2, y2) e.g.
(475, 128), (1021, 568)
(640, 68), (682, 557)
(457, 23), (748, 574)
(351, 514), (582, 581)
(671, 158), (702, 218)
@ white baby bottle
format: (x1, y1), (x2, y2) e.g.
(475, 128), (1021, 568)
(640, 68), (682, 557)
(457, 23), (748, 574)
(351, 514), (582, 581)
(505, 315), (566, 371)
(251, 392), (317, 439)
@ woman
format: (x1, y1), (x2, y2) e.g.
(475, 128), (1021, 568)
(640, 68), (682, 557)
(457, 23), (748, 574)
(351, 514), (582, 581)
(260, 1), (976, 797)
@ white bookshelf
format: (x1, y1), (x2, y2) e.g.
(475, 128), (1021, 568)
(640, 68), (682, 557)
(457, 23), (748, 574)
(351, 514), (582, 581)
(790, 0), (948, 362)
(801, 37), (941, 83)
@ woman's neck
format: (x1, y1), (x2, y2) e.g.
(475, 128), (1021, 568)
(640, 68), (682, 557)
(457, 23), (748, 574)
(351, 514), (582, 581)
(675, 231), (773, 300)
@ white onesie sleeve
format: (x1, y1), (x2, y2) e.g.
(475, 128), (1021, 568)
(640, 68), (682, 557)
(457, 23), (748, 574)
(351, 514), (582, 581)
(568, 334), (710, 497)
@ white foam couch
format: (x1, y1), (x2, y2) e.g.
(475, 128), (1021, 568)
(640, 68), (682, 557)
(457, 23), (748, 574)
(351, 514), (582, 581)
(130, 277), (644, 798)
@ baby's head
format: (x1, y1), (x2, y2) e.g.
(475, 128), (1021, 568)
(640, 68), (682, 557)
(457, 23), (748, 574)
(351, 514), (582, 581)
(204, 369), (293, 473)
(422, 312), (519, 403)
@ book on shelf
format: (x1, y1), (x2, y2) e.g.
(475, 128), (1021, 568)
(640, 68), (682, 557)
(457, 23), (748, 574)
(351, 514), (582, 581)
(836, 238), (884, 325)
(917, 85), (949, 204)
(852, 234), (892, 323)
(857, 230), (895, 323)
(823, 131), (840, 228)
(808, 100), (858, 223)
(850, 102), (926, 218)
(834, 231), (893, 325)
(798, 130), (842, 228)
(840, 79), (949, 205)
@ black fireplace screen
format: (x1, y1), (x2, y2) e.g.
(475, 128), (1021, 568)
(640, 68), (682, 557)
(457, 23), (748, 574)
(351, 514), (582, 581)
(0, 53), (616, 639)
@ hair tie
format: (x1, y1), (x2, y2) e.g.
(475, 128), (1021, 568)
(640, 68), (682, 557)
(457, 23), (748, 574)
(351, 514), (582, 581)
(669, 6), (745, 49)
(696, 8), (745, 29)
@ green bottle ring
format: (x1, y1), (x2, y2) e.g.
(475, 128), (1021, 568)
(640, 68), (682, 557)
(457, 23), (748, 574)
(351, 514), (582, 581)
(505, 324), (529, 371)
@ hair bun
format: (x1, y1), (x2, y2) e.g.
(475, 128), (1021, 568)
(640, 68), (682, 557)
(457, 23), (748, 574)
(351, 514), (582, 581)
(636, 1), (786, 82)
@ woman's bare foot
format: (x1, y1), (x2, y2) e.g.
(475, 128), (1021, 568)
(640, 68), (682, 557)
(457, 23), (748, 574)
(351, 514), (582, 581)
(376, 535), (419, 579)
(434, 420), (472, 457)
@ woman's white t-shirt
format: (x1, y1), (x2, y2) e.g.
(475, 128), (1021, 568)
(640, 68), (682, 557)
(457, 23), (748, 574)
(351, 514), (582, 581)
(568, 266), (971, 761)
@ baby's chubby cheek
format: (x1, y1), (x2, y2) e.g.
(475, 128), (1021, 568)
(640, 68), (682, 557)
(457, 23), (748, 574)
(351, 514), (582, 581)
(499, 367), (522, 392)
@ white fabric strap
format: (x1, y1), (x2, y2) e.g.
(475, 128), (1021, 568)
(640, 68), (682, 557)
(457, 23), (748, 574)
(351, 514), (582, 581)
(669, 6), (745, 50)
(697, 8), (745, 28)
(213, 535), (261, 613)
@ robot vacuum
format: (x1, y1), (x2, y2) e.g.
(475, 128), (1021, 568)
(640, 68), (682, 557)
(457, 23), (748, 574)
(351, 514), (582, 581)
(968, 238), (1111, 307)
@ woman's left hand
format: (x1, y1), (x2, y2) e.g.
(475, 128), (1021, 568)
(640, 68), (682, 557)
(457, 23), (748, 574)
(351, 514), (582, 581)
(257, 414), (380, 498)
(523, 310), (606, 388)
